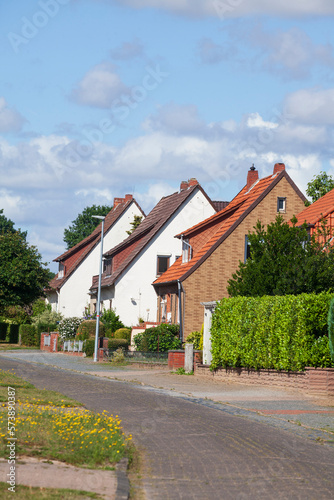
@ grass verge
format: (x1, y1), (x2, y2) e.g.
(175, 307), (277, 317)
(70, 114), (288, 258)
(0, 482), (103, 499)
(0, 368), (133, 469)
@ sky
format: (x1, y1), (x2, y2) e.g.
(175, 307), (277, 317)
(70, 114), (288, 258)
(1, 0), (334, 272)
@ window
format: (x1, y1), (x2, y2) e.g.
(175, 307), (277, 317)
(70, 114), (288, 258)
(157, 255), (170, 276)
(244, 235), (251, 262)
(57, 263), (65, 279)
(277, 197), (286, 213)
(103, 258), (112, 276)
(182, 239), (192, 263)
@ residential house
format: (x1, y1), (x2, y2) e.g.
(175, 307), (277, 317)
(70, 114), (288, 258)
(153, 163), (307, 339)
(90, 180), (218, 326)
(46, 195), (145, 317)
(293, 187), (334, 242)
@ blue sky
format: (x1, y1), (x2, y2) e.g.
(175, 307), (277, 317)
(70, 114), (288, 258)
(1, 0), (334, 272)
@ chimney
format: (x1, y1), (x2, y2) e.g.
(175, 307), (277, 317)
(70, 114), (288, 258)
(188, 178), (198, 187)
(125, 194), (133, 202)
(273, 162), (285, 175)
(113, 197), (124, 208)
(247, 165), (259, 190)
(180, 181), (188, 191)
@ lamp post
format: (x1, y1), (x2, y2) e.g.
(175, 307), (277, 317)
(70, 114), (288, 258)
(92, 215), (105, 362)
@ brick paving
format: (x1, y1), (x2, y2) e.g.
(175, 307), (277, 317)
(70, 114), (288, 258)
(1, 353), (334, 499)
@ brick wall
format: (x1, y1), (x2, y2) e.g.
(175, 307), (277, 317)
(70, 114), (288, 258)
(168, 350), (202, 371)
(182, 177), (306, 336)
(195, 365), (334, 397)
(40, 332), (59, 352)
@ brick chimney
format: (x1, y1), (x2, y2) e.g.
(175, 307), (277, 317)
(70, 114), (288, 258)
(180, 181), (188, 191)
(125, 194), (133, 202)
(113, 197), (124, 207)
(247, 165), (259, 190)
(273, 162), (285, 175)
(188, 178), (198, 187)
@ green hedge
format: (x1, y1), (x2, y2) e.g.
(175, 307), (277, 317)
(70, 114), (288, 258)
(108, 339), (129, 351)
(211, 292), (334, 372)
(19, 324), (39, 347)
(0, 322), (8, 341)
(83, 339), (95, 357)
(114, 328), (131, 342)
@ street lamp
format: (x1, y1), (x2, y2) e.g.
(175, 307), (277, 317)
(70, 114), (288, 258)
(92, 215), (105, 362)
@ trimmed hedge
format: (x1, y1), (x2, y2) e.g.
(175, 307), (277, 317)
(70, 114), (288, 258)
(108, 339), (129, 351)
(19, 324), (39, 347)
(0, 322), (8, 341)
(114, 328), (131, 343)
(83, 339), (95, 357)
(134, 323), (181, 352)
(211, 292), (334, 372)
(77, 320), (105, 340)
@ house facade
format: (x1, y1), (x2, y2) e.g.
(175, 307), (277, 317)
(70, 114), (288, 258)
(153, 163), (307, 339)
(46, 195), (145, 317)
(90, 180), (217, 326)
(294, 187), (334, 242)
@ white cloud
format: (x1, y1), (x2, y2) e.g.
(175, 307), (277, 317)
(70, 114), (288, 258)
(247, 113), (278, 129)
(71, 62), (129, 108)
(284, 88), (334, 125)
(143, 102), (206, 136)
(0, 97), (25, 133)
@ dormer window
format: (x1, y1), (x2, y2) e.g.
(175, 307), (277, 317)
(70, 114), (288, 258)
(182, 239), (192, 263)
(58, 263), (65, 279)
(103, 258), (112, 276)
(277, 197), (286, 213)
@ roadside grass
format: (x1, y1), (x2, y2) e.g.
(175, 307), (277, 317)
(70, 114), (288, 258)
(0, 482), (103, 499)
(0, 343), (37, 351)
(0, 369), (133, 469)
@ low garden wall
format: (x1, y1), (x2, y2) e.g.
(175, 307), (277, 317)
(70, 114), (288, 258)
(195, 364), (334, 397)
(168, 350), (202, 371)
(40, 332), (59, 352)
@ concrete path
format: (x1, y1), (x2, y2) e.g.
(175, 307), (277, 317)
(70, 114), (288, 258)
(1, 351), (334, 499)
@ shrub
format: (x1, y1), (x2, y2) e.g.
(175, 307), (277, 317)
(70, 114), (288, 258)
(19, 324), (39, 347)
(185, 329), (203, 350)
(211, 292), (334, 371)
(8, 324), (19, 343)
(134, 323), (181, 352)
(58, 317), (82, 340)
(31, 309), (62, 328)
(76, 320), (105, 340)
(100, 309), (124, 333)
(108, 339), (129, 351)
(0, 322), (8, 341)
(83, 339), (95, 357)
(114, 328), (131, 343)
(111, 347), (126, 364)
(328, 297), (334, 363)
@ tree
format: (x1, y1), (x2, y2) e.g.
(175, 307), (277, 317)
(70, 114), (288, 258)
(227, 215), (334, 297)
(306, 171), (334, 204)
(126, 215), (143, 235)
(63, 204), (112, 249)
(0, 231), (51, 311)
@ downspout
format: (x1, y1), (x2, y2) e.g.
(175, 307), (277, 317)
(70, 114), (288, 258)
(177, 279), (183, 342)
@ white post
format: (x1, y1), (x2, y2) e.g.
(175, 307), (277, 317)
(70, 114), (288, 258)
(201, 301), (217, 365)
(92, 216), (105, 363)
(184, 343), (194, 373)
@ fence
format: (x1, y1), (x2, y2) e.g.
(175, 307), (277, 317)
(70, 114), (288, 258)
(63, 340), (84, 352)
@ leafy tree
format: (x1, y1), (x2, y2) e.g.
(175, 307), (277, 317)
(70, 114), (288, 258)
(0, 209), (27, 239)
(0, 231), (51, 311)
(63, 204), (112, 249)
(126, 215), (143, 235)
(227, 215), (334, 297)
(306, 171), (334, 204)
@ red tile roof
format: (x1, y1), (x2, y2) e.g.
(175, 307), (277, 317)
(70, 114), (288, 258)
(48, 199), (145, 290)
(294, 188), (334, 226)
(153, 170), (305, 286)
(90, 184), (217, 291)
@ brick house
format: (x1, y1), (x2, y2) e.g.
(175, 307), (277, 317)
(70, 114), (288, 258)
(46, 195), (145, 317)
(294, 186), (334, 241)
(153, 163), (307, 339)
(89, 180), (218, 326)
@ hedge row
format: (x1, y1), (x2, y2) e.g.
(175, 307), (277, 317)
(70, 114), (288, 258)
(0, 323), (20, 343)
(211, 292), (334, 372)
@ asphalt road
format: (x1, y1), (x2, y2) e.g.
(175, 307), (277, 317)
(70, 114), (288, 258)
(1, 355), (334, 500)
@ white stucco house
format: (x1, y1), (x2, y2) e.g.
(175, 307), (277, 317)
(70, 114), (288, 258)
(46, 195), (145, 317)
(89, 179), (218, 326)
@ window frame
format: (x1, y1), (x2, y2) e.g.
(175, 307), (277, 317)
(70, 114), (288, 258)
(277, 197), (286, 213)
(156, 255), (170, 276)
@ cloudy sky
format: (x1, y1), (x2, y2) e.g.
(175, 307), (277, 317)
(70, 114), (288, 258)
(1, 0), (334, 272)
